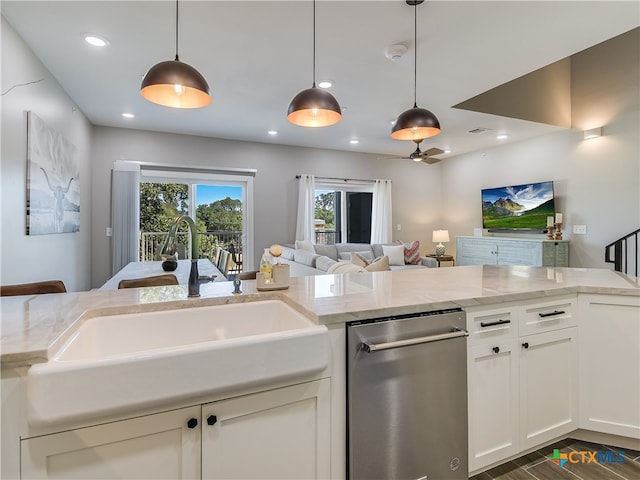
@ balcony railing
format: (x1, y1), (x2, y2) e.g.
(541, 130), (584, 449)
(605, 228), (639, 277)
(315, 230), (337, 245)
(140, 231), (243, 270)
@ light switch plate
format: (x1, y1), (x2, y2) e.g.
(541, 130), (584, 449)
(573, 225), (587, 234)
(106, 227), (113, 237)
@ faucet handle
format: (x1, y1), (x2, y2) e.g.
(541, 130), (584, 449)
(232, 277), (242, 294)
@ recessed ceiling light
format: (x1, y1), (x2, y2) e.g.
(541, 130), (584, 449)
(349, 139), (359, 145)
(84, 34), (109, 47)
(121, 112), (135, 118)
(496, 133), (509, 140)
(267, 130), (278, 136)
(444, 149), (452, 154)
(318, 81), (332, 89)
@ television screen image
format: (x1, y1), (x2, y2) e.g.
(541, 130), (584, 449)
(482, 181), (555, 230)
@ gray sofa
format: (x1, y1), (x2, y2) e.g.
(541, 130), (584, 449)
(279, 242), (438, 277)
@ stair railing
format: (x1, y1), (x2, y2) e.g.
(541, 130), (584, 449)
(605, 228), (639, 276)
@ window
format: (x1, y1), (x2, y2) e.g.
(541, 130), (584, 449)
(314, 182), (373, 244)
(138, 169), (253, 269)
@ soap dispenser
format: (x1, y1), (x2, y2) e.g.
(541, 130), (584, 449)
(259, 248), (273, 284)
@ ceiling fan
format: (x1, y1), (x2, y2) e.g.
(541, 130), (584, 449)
(383, 139), (445, 164)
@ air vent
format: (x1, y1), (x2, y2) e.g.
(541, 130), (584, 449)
(467, 127), (492, 134)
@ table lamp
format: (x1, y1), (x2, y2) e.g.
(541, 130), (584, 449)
(433, 230), (450, 256)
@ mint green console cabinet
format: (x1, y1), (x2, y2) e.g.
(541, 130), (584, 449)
(456, 236), (569, 267)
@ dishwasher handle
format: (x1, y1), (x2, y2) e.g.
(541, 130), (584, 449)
(362, 328), (469, 353)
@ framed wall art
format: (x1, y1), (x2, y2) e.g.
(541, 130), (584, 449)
(26, 111), (80, 235)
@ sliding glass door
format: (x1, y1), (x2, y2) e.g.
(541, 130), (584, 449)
(139, 170), (253, 270)
(314, 182), (373, 244)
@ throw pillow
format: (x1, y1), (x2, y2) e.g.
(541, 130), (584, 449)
(382, 244), (405, 266)
(365, 255), (390, 272)
(397, 239), (421, 265)
(316, 255), (338, 272)
(327, 261), (367, 274)
(280, 246), (295, 260)
(293, 249), (319, 267)
(350, 252), (371, 267)
(294, 239), (315, 252)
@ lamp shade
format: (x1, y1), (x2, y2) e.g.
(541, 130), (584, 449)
(141, 59), (211, 108)
(391, 104), (441, 140)
(432, 230), (450, 243)
(287, 85), (342, 127)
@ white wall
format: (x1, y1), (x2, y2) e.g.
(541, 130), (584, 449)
(0, 17), (93, 291)
(441, 109), (640, 268)
(90, 127), (442, 288)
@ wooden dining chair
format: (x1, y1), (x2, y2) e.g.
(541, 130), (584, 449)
(237, 270), (258, 280)
(1, 280), (67, 297)
(117, 274), (179, 289)
(218, 250), (232, 277)
(213, 246), (223, 268)
(228, 244), (243, 274)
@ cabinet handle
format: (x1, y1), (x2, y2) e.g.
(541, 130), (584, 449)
(538, 310), (565, 318)
(480, 319), (511, 328)
(492, 346), (500, 354)
(187, 418), (198, 429)
(522, 342), (529, 349)
(207, 415), (218, 426)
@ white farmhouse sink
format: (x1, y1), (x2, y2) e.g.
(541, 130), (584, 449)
(27, 300), (328, 426)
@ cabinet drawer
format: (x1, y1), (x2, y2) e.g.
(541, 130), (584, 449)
(467, 306), (517, 345)
(520, 296), (577, 336)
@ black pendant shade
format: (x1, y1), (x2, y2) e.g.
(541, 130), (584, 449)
(140, 0), (211, 109)
(391, 103), (440, 140)
(141, 57), (211, 109)
(287, 0), (341, 127)
(391, 0), (440, 140)
(287, 83), (342, 127)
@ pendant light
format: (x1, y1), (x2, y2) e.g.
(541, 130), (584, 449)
(287, 0), (341, 127)
(391, 0), (440, 140)
(141, 0), (211, 109)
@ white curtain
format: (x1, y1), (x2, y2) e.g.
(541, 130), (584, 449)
(370, 179), (393, 244)
(295, 174), (316, 242)
(111, 161), (140, 275)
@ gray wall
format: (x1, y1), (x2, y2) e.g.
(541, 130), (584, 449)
(90, 127), (443, 288)
(1, 17), (93, 291)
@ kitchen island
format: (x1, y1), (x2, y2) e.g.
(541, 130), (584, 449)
(2, 265), (639, 479)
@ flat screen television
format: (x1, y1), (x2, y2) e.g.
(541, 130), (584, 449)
(481, 181), (555, 231)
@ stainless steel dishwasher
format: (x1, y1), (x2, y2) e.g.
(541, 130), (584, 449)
(347, 308), (468, 480)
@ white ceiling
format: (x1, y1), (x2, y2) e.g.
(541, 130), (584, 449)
(2, 1), (638, 159)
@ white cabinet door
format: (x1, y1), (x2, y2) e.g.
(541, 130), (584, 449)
(456, 237), (497, 266)
(202, 379), (331, 480)
(21, 406), (201, 479)
(579, 295), (640, 438)
(496, 240), (542, 266)
(519, 327), (578, 450)
(468, 340), (520, 472)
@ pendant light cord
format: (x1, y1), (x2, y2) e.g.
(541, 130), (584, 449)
(413, 1), (417, 107)
(312, 0), (317, 87)
(174, 0), (180, 61)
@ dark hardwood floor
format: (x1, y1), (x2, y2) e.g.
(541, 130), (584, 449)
(471, 438), (640, 480)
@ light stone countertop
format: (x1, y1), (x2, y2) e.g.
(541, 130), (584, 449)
(1, 265), (638, 368)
